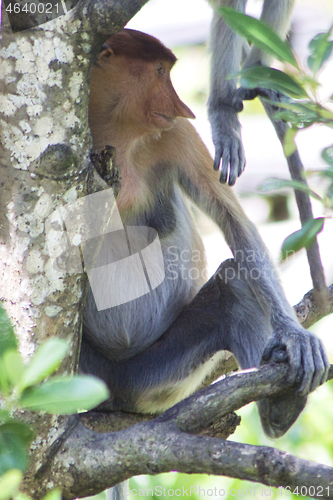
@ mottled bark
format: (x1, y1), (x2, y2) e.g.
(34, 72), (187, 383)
(0, 0), (142, 494)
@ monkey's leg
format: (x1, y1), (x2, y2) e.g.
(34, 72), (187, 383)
(80, 259), (305, 437)
(233, 0), (295, 113)
(208, 0), (247, 185)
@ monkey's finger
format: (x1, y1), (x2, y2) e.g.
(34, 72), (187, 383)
(228, 144), (240, 186)
(313, 340), (329, 389)
(296, 342), (315, 395)
(213, 148), (223, 171)
(286, 341), (303, 386)
(306, 338), (329, 392)
(238, 145), (246, 177)
(309, 356), (325, 393)
(220, 149), (231, 184)
(320, 342), (330, 386)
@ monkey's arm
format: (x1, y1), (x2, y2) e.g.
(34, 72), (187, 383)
(207, 0), (295, 183)
(176, 119), (329, 397)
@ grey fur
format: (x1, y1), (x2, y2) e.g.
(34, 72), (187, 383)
(207, 0), (295, 185)
(80, 29), (329, 438)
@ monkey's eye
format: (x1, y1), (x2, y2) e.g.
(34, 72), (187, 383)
(156, 63), (164, 75)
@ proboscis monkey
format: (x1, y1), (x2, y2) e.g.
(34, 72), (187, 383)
(207, 0), (295, 185)
(80, 29), (328, 438)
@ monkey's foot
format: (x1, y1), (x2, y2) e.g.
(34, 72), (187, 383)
(257, 393), (307, 438)
(208, 105), (245, 186)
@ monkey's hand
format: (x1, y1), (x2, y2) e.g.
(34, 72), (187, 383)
(209, 104), (245, 186)
(233, 87), (282, 113)
(261, 325), (329, 396)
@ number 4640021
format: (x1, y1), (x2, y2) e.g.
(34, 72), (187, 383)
(5, 2), (59, 14)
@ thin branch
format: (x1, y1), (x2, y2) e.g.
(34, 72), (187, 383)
(294, 283), (333, 329)
(261, 101), (330, 313)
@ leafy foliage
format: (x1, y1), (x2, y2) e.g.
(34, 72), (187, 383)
(0, 302), (109, 499)
(219, 8), (333, 259)
(281, 218), (325, 261)
(219, 7), (298, 67)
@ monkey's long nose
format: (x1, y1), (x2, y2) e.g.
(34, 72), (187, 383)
(170, 84), (196, 120)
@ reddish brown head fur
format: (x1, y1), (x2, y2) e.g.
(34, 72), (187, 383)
(89, 29), (195, 150)
(101, 29), (177, 65)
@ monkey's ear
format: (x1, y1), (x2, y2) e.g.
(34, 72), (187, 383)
(98, 45), (114, 60)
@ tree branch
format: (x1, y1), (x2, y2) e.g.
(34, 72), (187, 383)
(55, 422), (333, 499)
(261, 101), (330, 313)
(27, 363), (333, 499)
(294, 283), (333, 329)
(76, 0), (149, 52)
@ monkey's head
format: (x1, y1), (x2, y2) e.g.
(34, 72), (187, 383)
(89, 29), (195, 140)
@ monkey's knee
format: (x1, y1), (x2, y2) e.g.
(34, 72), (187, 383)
(215, 259), (239, 282)
(214, 259), (250, 294)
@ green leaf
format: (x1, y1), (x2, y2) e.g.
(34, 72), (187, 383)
(0, 428), (28, 475)
(2, 351), (24, 388)
(0, 422), (34, 447)
(0, 469), (23, 500)
(281, 218), (325, 261)
(20, 375), (109, 414)
(42, 489), (62, 500)
(322, 145), (333, 167)
(236, 66), (307, 98)
(18, 339), (69, 392)
(14, 494), (32, 500)
(0, 422), (33, 476)
(0, 412), (10, 426)
(320, 168), (333, 180)
(308, 31), (333, 74)
(259, 178), (322, 201)
(218, 7), (298, 68)
(283, 125), (298, 157)
(271, 99), (333, 126)
(0, 303), (17, 357)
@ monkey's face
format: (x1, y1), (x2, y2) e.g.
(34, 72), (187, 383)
(112, 57), (195, 133)
(89, 51), (195, 137)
